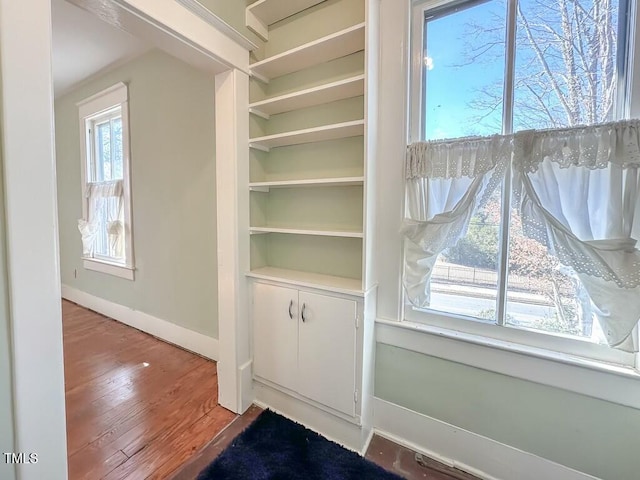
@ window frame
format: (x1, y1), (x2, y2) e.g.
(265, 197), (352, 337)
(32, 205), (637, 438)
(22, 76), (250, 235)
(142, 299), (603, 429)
(405, 0), (639, 368)
(77, 82), (135, 280)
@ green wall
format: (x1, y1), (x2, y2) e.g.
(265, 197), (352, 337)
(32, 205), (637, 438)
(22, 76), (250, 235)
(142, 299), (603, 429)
(0, 97), (16, 480)
(375, 344), (640, 480)
(55, 49), (219, 338)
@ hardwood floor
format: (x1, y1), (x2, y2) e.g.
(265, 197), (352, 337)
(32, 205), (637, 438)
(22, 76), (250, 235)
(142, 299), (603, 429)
(62, 300), (236, 480)
(366, 435), (480, 480)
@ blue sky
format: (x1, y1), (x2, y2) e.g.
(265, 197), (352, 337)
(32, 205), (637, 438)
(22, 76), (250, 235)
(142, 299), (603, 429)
(423, 1), (506, 140)
(422, 0), (620, 139)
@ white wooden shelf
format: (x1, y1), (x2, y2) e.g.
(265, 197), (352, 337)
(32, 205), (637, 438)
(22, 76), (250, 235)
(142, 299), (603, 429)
(250, 226), (363, 238)
(246, 266), (363, 296)
(249, 176), (364, 192)
(250, 75), (365, 118)
(246, 0), (327, 40)
(250, 23), (365, 81)
(250, 120), (364, 151)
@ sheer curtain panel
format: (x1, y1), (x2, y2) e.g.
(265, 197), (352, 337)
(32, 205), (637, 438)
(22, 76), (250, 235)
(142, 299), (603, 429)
(402, 136), (511, 307)
(512, 122), (640, 350)
(78, 179), (125, 259)
(403, 120), (640, 351)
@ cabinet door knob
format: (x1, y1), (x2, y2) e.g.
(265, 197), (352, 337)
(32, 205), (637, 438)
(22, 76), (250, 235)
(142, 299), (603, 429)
(301, 303), (307, 322)
(288, 300), (294, 319)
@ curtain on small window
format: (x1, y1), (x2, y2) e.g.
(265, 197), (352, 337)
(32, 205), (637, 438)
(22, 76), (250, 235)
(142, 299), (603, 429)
(403, 120), (640, 351)
(78, 179), (124, 259)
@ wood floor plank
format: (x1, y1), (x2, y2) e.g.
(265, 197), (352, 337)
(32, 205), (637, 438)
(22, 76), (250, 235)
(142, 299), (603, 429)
(63, 299), (235, 479)
(68, 365), (218, 480)
(66, 355), (205, 456)
(102, 405), (236, 480)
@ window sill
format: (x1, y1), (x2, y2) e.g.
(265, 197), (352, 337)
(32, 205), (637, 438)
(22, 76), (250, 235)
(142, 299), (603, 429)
(83, 257), (134, 281)
(376, 318), (640, 410)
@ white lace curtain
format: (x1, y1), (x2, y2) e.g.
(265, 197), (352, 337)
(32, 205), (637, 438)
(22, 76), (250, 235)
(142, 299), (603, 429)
(403, 120), (640, 351)
(78, 180), (125, 259)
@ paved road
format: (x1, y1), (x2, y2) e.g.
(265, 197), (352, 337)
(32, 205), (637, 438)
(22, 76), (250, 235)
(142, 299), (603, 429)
(430, 290), (556, 324)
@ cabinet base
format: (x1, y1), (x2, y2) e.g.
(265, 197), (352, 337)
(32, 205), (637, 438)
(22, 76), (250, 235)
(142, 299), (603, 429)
(253, 380), (373, 454)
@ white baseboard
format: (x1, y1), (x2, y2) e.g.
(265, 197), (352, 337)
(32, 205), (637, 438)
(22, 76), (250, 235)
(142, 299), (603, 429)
(373, 398), (600, 480)
(61, 284), (219, 361)
(253, 381), (370, 454)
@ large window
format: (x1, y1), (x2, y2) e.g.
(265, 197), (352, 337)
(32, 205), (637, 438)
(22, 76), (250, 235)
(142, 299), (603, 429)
(77, 82), (134, 280)
(408, 0), (637, 364)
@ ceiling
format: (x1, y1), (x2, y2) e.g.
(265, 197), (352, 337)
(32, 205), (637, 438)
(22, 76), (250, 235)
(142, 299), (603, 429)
(51, 0), (150, 97)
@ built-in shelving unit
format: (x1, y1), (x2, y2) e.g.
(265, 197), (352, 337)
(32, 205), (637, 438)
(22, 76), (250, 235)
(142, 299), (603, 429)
(250, 23), (365, 81)
(246, 0), (373, 294)
(246, 266), (364, 296)
(246, 0), (327, 41)
(245, 0), (379, 451)
(249, 176), (364, 192)
(249, 75), (365, 118)
(249, 120), (364, 151)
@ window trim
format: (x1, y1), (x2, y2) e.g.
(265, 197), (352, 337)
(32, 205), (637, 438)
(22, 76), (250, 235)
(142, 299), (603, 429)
(405, 0), (639, 368)
(77, 82), (135, 279)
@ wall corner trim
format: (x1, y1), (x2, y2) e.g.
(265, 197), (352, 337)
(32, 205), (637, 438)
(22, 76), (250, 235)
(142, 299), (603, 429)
(61, 285), (219, 361)
(372, 398), (601, 480)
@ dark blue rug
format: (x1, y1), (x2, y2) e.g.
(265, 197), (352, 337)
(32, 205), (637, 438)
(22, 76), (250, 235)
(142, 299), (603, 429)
(196, 409), (403, 480)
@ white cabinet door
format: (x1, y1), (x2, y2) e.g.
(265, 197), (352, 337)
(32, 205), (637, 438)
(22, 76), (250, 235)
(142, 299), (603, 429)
(253, 283), (299, 392)
(297, 291), (357, 416)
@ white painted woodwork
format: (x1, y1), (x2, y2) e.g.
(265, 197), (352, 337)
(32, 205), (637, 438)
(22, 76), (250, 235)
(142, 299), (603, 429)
(246, 0), (379, 451)
(298, 291), (358, 416)
(249, 75), (365, 117)
(252, 283), (358, 417)
(254, 382), (369, 452)
(247, 267), (363, 296)
(249, 176), (365, 191)
(253, 283), (299, 392)
(245, 8), (269, 41)
(249, 120), (365, 151)
(0, 1), (68, 478)
(250, 23), (365, 80)
(374, 398), (600, 480)
(215, 69), (252, 414)
(249, 227), (364, 238)
(362, 0), (380, 291)
(69, 0), (249, 75)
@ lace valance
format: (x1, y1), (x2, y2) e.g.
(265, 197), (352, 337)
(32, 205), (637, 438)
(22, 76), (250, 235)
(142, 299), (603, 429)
(406, 135), (511, 179)
(513, 120), (640, 173)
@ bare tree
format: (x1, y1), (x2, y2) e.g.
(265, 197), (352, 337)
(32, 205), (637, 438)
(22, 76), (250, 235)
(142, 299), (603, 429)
(464, 0), (619, 131)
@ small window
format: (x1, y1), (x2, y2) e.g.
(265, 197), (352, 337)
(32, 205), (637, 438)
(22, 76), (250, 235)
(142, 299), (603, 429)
(77, 83), (134, 280)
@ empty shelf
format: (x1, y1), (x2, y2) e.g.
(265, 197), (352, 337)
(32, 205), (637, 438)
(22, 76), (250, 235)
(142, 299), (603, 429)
(249, 120), (364, 151)
(250, 23), (365, 81)
(250, 227), (363, 238)
(250, 75), (365, 118)
(246, 266), (363, 296)
(249, 176), (364, 191)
